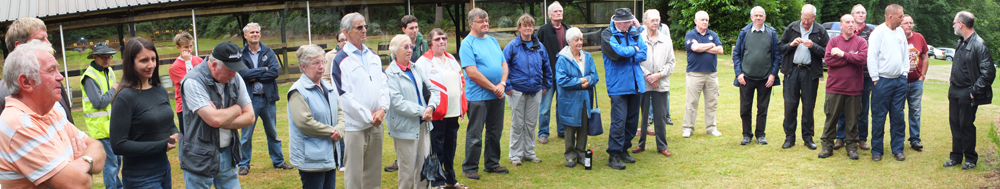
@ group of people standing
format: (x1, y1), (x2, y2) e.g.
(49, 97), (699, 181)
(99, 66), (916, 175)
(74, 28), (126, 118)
(0, 2), (991, 189)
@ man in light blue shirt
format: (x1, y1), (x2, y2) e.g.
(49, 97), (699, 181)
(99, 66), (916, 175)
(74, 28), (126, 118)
(459, 8), (510, 180)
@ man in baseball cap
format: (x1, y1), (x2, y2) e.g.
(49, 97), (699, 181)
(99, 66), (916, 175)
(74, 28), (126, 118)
(179, 40), (255, 188)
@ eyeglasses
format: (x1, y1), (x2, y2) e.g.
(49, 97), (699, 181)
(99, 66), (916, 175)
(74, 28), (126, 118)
(95, 55), (112, 59)
(433, 37), (448, 42)
(337, 38), (347, 42)
(474, 19), (489, 24)
(354, 24), (368, 30)
(401, 45), (415, 50)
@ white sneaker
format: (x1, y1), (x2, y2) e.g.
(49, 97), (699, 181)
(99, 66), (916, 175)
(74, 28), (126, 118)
(708, 129), (722, 136)
(682, 129), (692, 138)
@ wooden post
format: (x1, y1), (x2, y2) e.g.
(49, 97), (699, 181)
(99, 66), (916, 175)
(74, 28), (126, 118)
(280, 8), (289, 74)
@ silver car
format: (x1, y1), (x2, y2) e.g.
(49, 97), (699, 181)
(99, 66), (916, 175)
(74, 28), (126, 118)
(938, 47), (955, 61)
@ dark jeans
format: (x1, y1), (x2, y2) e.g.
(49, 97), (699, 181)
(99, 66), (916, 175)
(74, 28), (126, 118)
(782, 66), (818, 141)
(822, 93), (861, 151)
(948, 87), (979, 164)
(463, 99), (505, 173)
(431, 117), (460, 186)
(638, 91), (669, 151)
(870, 77), (907, 155)
(298, 170), (336, 189)
(739, 78), (772, 138)
(607, 94), (640, 155)
(122, 169), (172, 189)
(837, 76), (872, 141)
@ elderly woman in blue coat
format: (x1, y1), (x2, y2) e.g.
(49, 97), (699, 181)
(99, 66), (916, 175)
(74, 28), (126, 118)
(556, 27), (600, 168)
(287, 44), (344, 189)
(386, 34), (442, 189)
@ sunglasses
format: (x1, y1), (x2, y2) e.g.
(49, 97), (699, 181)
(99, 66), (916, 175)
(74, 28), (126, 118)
(433, 37), (448, 42)
(354, 24), (368, 30)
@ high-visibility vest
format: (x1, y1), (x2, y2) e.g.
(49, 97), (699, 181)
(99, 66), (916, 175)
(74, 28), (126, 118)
(81, 66), (116, 139)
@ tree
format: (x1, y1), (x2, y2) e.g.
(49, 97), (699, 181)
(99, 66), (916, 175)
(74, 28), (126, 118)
(666, 0), (803, 54)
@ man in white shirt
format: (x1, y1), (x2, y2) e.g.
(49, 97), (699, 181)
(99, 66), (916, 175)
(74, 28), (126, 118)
(866, 4), (909, 162)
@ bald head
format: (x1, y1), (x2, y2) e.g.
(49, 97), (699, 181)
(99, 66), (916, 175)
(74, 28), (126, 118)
(840, 14), (857, 38)
(884, 4), (904, 29)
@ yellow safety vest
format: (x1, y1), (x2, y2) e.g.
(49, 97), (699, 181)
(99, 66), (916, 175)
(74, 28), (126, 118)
(81, 66), (116, 139)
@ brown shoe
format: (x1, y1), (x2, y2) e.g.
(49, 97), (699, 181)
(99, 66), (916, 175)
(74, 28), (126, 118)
(833, 140), (844, 150)
(859, 141), (871, 150)
(631, 146), (644, 153)
(484, 166), (509, 174)
(238, 167), (249, 175)
(275, 163), (295, 170)
(539, 136), (548, 144)
(659, 150), (672, 157)
(463, 172), (480, 180)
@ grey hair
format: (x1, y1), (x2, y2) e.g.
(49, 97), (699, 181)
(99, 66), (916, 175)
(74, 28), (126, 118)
(957, 11), (975, 28)
(695, 11), (709, 20)
(205, 55), (224, 70)
(643, 9), (661, 22)
(548, 1), (562, 14)
(565, 27), (583, 44)
(4, 40), (52, 95)
(340, 12), (366, 32)
(243, 22), (261, 33)
(467, 8), (488, 25)
(296, 44), (325, 66)
(388, 34), (411, 60)
(751, 6), (765, 15)
(801, 4), (817, 16)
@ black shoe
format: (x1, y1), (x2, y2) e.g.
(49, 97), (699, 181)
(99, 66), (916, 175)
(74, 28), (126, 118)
(665, 117), (674, 125)
(894, 153), (905, 161)
(818, 150), (832, 158)
(782, 140), (795, 149)
(740, 137), (752, 145)
(962, 162), (977, 170)
(910, 141), (923, 152)
(872, 154), (882, 161)
(848, 150), (859, 160)
(943, 159), (960, 167)
(757, 137), (768, 145)
(620, 152), (636, 163)
(607, 155), (626, 170)
(384, 160), (398, 172)
(804, 139), (817, 150)
(566, 160), (577, 168)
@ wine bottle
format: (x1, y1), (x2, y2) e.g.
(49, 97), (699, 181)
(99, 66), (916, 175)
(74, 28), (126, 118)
(585, 144), (593, 170)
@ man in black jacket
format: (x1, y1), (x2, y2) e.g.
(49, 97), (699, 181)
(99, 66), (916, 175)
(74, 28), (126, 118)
(535, 1), (571, 143)
(778, 4), (828, 150)
(945, 11), (994, 170)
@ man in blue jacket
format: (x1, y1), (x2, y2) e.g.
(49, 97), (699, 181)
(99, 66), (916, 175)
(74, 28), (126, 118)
(600, 8), (647, 170)
(732, 6), (782, 146)
(237, 23), (293, 175)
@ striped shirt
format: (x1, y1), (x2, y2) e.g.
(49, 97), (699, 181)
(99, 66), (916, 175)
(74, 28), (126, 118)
(0, 97), (86, 188)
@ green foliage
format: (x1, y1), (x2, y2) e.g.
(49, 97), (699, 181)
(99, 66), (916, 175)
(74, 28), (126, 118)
(666, 0), (803, 54)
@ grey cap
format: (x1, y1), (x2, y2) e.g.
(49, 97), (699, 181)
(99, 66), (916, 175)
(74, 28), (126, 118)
(86, 43), (117, 59)
(612, 8), (635, 22)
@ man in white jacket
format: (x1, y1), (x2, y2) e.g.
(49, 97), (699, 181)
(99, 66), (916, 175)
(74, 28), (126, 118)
(331, 13), (390, 189)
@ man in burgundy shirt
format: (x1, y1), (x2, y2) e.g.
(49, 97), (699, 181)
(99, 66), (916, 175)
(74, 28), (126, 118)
(902, 14), (928, 151)
(819, 14), (868, 160)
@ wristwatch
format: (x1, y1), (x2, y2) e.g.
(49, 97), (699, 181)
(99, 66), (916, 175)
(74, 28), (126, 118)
(81, 156), (94, 175)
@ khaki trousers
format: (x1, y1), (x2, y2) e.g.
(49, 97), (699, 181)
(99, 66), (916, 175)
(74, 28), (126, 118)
(683, 72), (719, 131)
(345, 126), (383, 189)
(394, 123), (431, 189)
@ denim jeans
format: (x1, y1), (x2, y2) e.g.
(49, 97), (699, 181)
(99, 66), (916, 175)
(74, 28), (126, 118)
(122, 169), (171, 189)
(837, 76), (872, 141)
(298, 170), (336, 189)
(99, 138), (122, 189)
(538, 87), (559, 137)
(183, 146), (241, 189)
(906, 81), (923, 142)
(870, 77), (907, 155)
(239, 96), (285, 169)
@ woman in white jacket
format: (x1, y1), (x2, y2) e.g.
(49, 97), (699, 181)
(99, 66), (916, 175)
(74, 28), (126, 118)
(386, 34), (441, 189)
(414, 28), (469, 189)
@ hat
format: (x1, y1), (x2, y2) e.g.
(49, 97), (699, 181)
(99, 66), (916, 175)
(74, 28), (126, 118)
(612, 8), (635, 22)
(86, 43), (117, 59)
(211, 41), (248, 71)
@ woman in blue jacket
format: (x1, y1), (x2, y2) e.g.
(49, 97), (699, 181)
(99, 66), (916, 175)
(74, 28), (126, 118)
(556, 27), (599, 168)
(503, 14), (552, 166)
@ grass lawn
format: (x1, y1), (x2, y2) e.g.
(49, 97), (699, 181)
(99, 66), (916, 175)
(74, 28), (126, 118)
(78, 51), (999, 188)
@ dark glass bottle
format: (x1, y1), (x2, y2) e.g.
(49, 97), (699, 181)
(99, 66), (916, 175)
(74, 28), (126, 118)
(584, 144), (593, 170)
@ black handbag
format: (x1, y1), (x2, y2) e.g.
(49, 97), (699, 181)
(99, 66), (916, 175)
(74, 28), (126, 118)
(587, 88), (604, 136)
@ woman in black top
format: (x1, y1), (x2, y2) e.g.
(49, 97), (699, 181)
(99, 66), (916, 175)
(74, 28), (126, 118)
(109, 37), (179, 188)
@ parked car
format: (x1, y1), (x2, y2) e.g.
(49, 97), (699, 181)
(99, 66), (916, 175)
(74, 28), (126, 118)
(929, 45), (946, 59)
(938, 47), (955, 61)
